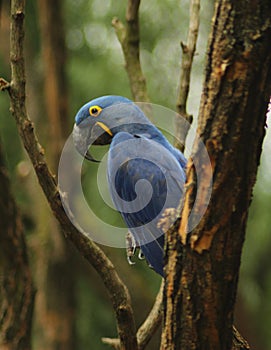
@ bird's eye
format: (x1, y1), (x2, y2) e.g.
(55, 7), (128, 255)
(89, 105), (102, 117)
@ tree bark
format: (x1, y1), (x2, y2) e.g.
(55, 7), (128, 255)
(162, 1), (271, 349)
(0, 140), (35, 350)
(1, 1), (139, 349)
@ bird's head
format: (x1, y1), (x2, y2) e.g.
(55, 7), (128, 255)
(73, 95), (152, 161)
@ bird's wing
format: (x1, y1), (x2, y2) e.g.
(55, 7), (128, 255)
(107, 132), (185, 276)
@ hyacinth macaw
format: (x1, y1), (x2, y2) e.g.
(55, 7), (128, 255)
(73, 96), (186, 276)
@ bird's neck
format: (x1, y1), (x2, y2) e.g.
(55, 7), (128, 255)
(131, 124), (187, 169)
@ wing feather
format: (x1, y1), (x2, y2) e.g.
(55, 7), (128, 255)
(107, 132), (185, 276)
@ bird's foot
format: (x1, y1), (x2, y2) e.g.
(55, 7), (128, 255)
(127, 255), (136, 265)
(125, 232), (145, 265)
(138, 249), (145, 260)
(126, 231), (137, 265)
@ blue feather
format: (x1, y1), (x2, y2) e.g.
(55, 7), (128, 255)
(107, 132), (185, 276)
(73, 96), (186, 276)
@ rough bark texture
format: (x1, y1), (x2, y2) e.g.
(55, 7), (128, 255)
(0, 141), (35, 350)
(102, 281), (164, 350)
(162, 1), (271, 349)
(1, 1), (139, 349)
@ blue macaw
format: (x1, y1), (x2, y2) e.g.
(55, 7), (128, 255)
(73, 96), (186, 276)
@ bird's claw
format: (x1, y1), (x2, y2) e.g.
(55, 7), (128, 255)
(148, 263), (154, 270)
(126, 231), (137, 265)
(125, 232), (146, 265)
(138, 249), (145, 260)
(127, 255), (136, 265)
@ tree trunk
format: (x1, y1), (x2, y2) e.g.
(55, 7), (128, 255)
(32, 1), (77, 349)
(162, 1), (271, 349)
(0, 140), (35, 350)
(37, 0), (70, 164)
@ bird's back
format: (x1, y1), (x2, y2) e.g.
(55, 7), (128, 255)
(107, 131), (185, 276)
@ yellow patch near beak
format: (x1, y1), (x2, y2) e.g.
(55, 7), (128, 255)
(95, 121), (113, 136)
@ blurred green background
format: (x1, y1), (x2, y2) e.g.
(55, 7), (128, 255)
(0, 0), (270, 349)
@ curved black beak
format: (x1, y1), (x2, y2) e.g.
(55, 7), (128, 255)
(73, 123), (101, 163)
(84, 150), (100, 163)
(73, 121), (113, 162)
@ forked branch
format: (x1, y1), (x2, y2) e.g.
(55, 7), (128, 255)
(175, 0), (200, 152)
(102, 281), (164, 350)
(2, 1), (138, 349)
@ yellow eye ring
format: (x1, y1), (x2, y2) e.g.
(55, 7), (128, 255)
(89, 105), (102, 117)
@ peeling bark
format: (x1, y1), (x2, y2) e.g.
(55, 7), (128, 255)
(162, 1), (271, 349)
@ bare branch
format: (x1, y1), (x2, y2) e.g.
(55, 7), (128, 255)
(137, 281), (163, 350)
(101, 337), (120, 349)
(0, 77), (10, 91)
(232, 326), (250, 350)
(3, 1), (138, 349)
(175, 0), (200, 152)
(102, 281), (164, 350)
(126, 0), (141, 22)
(112, 0), (149, 102)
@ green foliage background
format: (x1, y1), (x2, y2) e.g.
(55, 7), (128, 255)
(0, 0), (270, 349)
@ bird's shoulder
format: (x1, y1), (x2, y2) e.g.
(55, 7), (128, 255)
(109, 131), (184, 172)
(107, 131), (185, 195)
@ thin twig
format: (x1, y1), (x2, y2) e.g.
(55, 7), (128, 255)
(175, 0), (200, 152)
(112, 0), (149, 103)
(232, 326), (250, 350)
(4, 1), (138, 349)
(101, 337), (120, 349)
(102, 281), (164, 350)
(137, 280), (163, 349)
(0, 77), (10, 91)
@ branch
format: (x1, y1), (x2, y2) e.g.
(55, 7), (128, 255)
(102, 281), (163, 350)
(101, 338), (120, 349)
(175, 0), (200, 152)
(112, 0), (149, 103)
(137, 280), (163, 349)
(3, 1), (138, 349)
(0, 77), (10, 91)
(232, 326), (250, 350)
